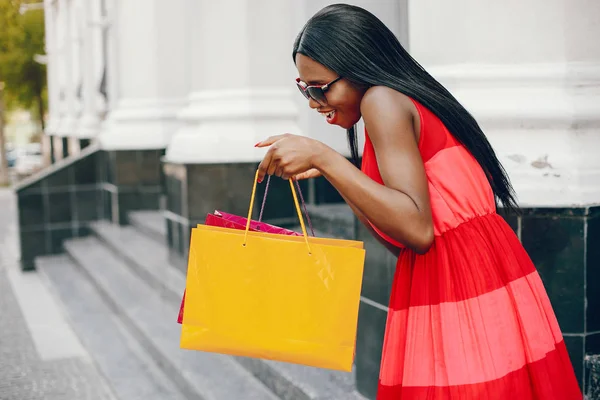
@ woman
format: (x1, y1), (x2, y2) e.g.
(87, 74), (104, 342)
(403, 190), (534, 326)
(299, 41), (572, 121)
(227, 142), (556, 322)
(256, 4), (581, 400)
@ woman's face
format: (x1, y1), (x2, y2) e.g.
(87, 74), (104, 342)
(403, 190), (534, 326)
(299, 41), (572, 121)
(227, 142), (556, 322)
(295, 53), (366, 129)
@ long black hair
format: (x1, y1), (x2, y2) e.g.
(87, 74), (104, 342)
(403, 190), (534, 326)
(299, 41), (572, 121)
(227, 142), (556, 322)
(293, 4), (518, 212)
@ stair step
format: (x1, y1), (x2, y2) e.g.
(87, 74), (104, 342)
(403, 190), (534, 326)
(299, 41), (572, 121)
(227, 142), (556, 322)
(91, 223), (366, 400)
(90, 220), (184, 305)
(36, 255), (187, 400)
(63, 236), (279, 400)
(237, 358), (366, 400)
(128, 210), (166, 243)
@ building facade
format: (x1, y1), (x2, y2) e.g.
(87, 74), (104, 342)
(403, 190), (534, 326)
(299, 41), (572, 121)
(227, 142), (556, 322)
(37, 0), (600, 397)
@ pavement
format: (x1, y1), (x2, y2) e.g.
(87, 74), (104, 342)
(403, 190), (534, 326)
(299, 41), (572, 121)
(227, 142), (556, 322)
(0, 188), (115, 400)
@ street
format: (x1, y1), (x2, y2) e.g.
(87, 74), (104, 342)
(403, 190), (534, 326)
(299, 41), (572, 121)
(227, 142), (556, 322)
(0, 189), (115, 400)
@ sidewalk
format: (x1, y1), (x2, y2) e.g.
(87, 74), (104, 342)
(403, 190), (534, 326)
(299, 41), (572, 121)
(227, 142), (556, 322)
(0, 189), (115, 400)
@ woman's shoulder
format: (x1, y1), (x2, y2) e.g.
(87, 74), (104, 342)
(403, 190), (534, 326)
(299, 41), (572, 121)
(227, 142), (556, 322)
(361, 86), (419, 122)
(360, 86), (420, 141)
(361, 85), (415, 110)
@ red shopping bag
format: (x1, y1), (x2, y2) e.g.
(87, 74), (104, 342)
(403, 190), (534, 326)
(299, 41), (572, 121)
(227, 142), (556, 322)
(206, 211), (303, 236)
(177, 176), (313, 324)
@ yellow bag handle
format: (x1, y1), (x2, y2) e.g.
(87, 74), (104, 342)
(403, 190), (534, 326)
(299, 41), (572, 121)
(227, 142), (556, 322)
(243, 170), (312, 255)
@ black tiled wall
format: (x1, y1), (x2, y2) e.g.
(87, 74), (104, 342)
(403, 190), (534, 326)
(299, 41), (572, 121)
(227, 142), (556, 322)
(163, 162), (254, 269)
(16, 151), (103, 270)
(355, 301), (387, 399)
(17, 148), (166, 270)
(355, 222), (395, 307)
(522, 213), (585, 333)
(517, 207), (600, 393)
(99, 150), (164, 225)
(587, 215), (600, 334)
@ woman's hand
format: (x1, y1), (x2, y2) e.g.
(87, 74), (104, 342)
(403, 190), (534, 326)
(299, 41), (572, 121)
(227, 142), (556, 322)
(295, 168), (322, 180)
(255, 134), (328, 182)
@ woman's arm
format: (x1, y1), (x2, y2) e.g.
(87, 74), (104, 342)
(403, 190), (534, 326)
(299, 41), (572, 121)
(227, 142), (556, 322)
(311, 87), (433, 253)
(341, 193), (402, 257)
(295, 169), (401, 256)
(357, 214), (403, 257)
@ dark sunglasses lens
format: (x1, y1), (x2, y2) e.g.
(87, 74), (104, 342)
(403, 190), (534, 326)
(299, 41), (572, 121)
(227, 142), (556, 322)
(296, 83), (310, 100)
(307, 87), (327, 105)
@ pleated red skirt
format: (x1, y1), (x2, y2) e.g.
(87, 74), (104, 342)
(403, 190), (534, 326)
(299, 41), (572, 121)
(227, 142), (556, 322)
(376, 213), (581, 399)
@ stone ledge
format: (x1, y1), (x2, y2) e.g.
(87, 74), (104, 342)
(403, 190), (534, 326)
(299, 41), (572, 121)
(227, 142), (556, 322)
(128, 210), (167, 243)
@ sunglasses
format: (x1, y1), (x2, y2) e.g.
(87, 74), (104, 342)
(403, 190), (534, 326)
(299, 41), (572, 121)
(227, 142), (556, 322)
(296, 76), (342, 106)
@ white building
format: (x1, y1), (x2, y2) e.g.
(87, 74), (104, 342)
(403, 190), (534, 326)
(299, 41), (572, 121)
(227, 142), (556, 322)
(42, 0), (600, 208)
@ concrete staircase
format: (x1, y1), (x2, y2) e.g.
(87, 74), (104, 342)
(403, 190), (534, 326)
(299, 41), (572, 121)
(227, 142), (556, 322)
(36, 209), (366, 400)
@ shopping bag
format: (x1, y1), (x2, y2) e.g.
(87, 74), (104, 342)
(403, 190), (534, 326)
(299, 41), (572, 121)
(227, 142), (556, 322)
(176, 176), (310, 324)
(206, 211), (303, 236)
(208, 174), (312, 236)
(180, 171), (366, 371)
(177, 212), (302, 323)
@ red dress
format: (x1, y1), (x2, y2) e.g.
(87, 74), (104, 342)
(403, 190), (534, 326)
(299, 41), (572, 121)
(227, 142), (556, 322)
(360, 98), (582, 399)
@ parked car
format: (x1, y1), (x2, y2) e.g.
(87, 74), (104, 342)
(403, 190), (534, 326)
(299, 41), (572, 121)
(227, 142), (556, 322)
(6, 147), (17, 168)
(13, 143), (43, 176)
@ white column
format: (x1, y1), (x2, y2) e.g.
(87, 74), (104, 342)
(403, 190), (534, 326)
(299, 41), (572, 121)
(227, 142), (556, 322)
(102, 0), (117, 113)
(56, 0), (81, 137)
(76, 0), (105, 139)
(409, 0), (600, 207)
(53, 0), (69, 136)
(43, 0), (60, 136)
(98, 0), (188, 150)
(164, 0), (302, 163)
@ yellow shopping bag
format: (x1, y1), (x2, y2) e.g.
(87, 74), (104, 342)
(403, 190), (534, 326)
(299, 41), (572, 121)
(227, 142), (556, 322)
(180, 171), (366, 371)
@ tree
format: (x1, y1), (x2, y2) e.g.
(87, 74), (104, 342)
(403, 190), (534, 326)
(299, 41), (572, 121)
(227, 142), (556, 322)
(0, 0), (47, 128)
(0, 1), (20, 54)
(0, 82), (8, 186)
(0, 0), (21, 186)
(0, 0), (47, 185)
